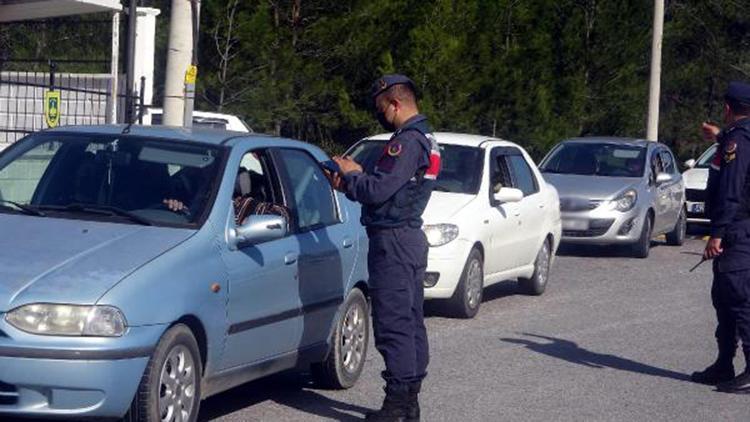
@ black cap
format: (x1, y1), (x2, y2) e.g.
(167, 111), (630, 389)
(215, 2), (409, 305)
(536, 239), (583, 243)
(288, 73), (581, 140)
(726, 81), (750, 105)
(371, 74), (417, 100)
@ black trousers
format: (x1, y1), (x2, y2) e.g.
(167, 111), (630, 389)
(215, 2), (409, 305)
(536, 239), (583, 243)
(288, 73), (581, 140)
(712, 262), (750, 367)
(367, 226), (429, 386)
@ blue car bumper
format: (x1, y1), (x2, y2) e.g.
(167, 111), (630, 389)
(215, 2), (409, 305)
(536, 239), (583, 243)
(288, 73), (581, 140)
(0, 321), (165, 419)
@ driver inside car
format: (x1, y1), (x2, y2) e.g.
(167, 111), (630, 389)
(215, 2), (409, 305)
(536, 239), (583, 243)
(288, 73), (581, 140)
(163, 168), (290, 225)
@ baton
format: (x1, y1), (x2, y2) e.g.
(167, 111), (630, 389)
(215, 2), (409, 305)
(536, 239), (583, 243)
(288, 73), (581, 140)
(690, 258), (708, 272)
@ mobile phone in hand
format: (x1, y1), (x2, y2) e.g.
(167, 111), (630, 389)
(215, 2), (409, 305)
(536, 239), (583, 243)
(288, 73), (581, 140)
(320, 160), (341, 174)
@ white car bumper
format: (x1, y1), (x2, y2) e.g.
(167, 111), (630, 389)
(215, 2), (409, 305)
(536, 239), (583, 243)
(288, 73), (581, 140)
(423, 238), (473, 300)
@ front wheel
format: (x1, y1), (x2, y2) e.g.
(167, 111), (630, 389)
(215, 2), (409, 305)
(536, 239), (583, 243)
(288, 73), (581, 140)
(666, 207), (687, 246)
(631, 215), (653, 259)
(123, 324), (202, 422)
(519, 239), (551, 296)
(446, 248), (484, 319)
(311, 288), (369, 389)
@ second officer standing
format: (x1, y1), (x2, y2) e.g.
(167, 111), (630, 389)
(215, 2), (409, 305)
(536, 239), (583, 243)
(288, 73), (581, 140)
(332, 75), (440, 421)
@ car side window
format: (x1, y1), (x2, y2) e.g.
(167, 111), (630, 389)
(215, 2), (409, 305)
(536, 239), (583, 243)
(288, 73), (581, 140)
(507, 154), (539, 197)
(660, 149), (676, 174)
(275, 148), (339, 231)
(650, 150), (664, 182)
(489, 149), (513, 195)
(232, 150), (289, 227)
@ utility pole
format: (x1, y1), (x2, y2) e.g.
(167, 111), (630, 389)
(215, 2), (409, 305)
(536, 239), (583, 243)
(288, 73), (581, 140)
(646, 0), (665, 141)
(124, 0), (137, 124)
(163, 0), (197, 127)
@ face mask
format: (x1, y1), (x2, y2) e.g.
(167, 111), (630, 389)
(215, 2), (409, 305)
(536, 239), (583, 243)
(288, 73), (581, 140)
(376, 108), (396, 132)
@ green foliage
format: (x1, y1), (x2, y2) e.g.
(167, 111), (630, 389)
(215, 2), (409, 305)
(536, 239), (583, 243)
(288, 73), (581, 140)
(4, 0), (749, 161)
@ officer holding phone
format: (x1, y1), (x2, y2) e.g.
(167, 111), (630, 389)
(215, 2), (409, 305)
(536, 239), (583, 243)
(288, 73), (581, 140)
(327, 75), (440, 421)
(691, 81), (750, 393)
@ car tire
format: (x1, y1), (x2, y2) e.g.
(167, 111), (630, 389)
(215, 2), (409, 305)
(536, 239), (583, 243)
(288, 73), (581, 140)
(632, 214), (653, 259)
(446, 248), (484, 319)
(122, 324), (202, 422)
(311, 288), (369, 390)
(519, 239), (551, 296)
(666, 207), (687, 246)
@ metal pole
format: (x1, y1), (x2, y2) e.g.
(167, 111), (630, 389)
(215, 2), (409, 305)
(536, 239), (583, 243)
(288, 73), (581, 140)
(110, 11), (120, 124)
(138, 76), (145, 124)
(646, 0), (665, 141)
(125, 0), (138, 123)
(163, 0), (193, 127)
(183, 0), (200, 128)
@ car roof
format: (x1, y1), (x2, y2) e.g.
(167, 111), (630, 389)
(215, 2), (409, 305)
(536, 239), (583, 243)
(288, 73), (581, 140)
(365, 132), (521, 149)
(46, 124), (267, 146)
(560, 136), (657, 148)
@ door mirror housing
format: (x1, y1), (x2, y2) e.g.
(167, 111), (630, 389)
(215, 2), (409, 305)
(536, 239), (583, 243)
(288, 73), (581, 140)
(228, 214), (287, 250)
(493, 187), (524, 204)
(655, 172), (674, 185)
(684, 159), (697, 169)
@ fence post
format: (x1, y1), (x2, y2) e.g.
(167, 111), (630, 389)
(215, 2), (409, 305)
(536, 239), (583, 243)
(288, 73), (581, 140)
(138, 76), (145, 124)
(49, 61), (56, 90)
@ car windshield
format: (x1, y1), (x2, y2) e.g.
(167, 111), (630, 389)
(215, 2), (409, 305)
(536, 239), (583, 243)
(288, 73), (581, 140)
(348, 140), (483, 194)
(0, 133), (226, 227)
(540, 142), (646, 177)
(695, 144), (718, 169)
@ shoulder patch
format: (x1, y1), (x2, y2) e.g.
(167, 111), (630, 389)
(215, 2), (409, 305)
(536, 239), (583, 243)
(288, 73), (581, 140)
(726, 141), (737, 154)
(387, 142), (403, 157)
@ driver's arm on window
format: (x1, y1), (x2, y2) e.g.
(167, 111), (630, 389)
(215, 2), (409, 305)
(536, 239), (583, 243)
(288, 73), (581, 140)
(162, 198), (186, 212)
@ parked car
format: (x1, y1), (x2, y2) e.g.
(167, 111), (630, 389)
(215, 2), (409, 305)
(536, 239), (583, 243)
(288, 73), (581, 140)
(347, 133), (561, 318)
(0, 125), (369, 421)
(683, 143), (718, 225)
(540, 137), (686, 258)
(142, 107), (253, 132)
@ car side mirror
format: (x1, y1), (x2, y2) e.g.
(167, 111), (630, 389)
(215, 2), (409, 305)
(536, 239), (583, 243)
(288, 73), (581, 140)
(493, 187), (524, 204)
(228, 215), (287, 249)
(684, 159), (696, 169)
(656, 172), (673, 185)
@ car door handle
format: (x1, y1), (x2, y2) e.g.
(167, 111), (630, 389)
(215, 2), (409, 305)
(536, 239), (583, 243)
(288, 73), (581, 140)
(284, 253), (298, 265)
(342, 238), (354, 249)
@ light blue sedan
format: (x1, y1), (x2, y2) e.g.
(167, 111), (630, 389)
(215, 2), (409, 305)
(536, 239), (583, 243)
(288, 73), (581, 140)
(0, 125), (370, 421)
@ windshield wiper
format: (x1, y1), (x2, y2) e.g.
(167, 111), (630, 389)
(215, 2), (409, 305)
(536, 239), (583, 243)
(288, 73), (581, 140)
(37, 203), (152, 226)
(0, 200), (46, 217)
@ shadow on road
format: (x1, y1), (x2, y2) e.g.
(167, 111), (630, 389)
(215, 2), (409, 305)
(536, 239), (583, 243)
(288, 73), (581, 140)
(198, 372), (369, 421)
(556, 242), (664, 258)
(501, 333), (691, 382)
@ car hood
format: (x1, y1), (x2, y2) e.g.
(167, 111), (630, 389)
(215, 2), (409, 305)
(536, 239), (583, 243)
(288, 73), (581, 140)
(0, 214), (195, 312)
(423, 191), (476, 222)
(542, 173), (640, 200)
(683, 167), (708, 190)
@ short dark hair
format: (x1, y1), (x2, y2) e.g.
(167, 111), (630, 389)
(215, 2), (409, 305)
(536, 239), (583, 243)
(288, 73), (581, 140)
(378, 83), (417, 106)
(727, 98), (750, 116)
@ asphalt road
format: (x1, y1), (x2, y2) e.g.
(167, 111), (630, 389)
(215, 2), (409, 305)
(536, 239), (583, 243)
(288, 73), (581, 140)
(199, 235), (750, 422)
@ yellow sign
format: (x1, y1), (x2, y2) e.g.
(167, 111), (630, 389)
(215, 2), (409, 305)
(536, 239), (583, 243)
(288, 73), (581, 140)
(44, 90), (61, 128)
(185, 65), (198, 85)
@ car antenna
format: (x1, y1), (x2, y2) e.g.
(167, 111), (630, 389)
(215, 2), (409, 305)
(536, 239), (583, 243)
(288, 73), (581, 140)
(121, 105), (144, 135)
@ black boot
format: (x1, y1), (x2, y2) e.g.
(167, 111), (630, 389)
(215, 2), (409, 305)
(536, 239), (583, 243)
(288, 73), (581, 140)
(406, 382), (421, 421)
(691, 361), (735, 385)
(717, 371), (750, 394)
(366, 384), (416, 421)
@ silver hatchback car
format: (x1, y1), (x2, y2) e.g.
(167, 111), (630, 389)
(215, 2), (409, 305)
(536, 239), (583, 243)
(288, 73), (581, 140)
(540, 137), (686, 258)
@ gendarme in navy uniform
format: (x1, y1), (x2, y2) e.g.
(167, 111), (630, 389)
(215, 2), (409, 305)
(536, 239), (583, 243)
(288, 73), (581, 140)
(334, 75), (440, 421)
(692, 81), (750, 393)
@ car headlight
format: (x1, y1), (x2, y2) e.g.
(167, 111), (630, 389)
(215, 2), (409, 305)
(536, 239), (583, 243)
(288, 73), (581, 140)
(423, 224), (459, 247)
(609, 189), (638, 212)
(5, 304), (127, 337)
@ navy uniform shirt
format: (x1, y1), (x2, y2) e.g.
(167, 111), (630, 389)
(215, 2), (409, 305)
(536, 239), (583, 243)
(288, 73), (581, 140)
(343, 114), (440, 229)
(709, 117), (750, 272)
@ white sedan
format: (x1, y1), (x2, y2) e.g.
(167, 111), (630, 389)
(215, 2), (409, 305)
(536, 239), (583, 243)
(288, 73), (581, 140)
(347, 133), (561, 318)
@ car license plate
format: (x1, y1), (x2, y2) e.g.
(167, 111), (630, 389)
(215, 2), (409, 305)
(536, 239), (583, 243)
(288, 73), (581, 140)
(562, 219), (589, 231)
(691, 203), (705, 214)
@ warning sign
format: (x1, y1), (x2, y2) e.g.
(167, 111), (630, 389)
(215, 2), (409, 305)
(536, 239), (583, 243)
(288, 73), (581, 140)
(44, 90), (61, 128)
(185, 65), (198, 85)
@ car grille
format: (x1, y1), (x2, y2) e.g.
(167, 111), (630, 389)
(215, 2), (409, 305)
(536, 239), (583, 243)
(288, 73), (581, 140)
(686, 188), (706, 203)
(0, 381), (19, 405)
(563, 219), (614, 238)
(560, 198), (602, 212)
